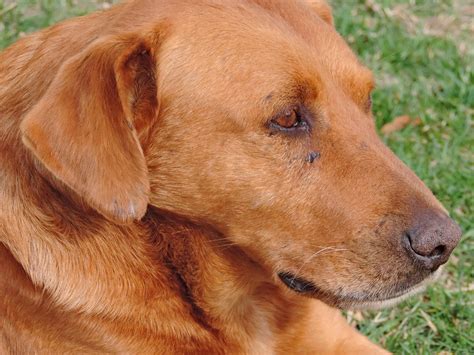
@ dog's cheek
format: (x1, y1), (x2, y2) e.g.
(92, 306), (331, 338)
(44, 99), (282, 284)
(147, 130), (288, 217)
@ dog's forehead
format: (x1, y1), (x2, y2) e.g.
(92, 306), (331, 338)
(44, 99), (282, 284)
(159, 0), (372, 111)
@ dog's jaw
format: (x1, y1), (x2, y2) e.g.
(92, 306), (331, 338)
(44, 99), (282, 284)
(349, 268), (443, 310)
(277, 267), (443, 311)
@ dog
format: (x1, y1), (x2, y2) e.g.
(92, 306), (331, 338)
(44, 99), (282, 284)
(0, 0), (461, 353)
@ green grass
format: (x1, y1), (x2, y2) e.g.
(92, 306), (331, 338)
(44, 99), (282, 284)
(1, 0), (473, 353)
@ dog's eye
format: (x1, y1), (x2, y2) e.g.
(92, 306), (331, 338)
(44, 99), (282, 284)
(274, 108), (298, 128)
(270, 107), (308, 132)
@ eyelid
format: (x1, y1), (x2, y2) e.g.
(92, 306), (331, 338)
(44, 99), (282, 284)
(269, 119), (309, 132)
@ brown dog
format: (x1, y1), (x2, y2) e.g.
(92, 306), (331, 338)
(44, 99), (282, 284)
(0, 0), (461, 353)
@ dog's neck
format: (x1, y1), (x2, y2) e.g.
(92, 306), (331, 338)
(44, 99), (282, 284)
(144, 211), (289, 350)
(1, 152), (305, 351)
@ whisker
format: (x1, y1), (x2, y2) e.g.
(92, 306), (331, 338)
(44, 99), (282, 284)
(290, 246), (348, 284)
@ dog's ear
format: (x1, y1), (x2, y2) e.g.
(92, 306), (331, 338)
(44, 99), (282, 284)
(305, 0), (334, 26)
(21, 32), (161, 224)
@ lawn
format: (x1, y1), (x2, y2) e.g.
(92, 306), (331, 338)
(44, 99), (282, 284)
(1, 0), (472, 353)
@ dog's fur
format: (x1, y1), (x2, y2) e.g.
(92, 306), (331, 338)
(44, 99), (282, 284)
(0, 0), (459, 353)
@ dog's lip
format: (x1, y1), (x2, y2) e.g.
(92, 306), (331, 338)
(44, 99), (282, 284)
(278, 272), (319, 294)
(277, 268), (442, 309)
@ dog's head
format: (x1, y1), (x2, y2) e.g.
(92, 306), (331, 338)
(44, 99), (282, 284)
(21, 0), (461, 309)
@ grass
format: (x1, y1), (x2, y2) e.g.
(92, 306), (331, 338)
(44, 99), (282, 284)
(1, 0), (472, 353)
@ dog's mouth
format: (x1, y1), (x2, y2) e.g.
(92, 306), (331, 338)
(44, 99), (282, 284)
(277, 272), (319, 294)
(277, 269), (441, 310)
(277, 272), (338, 304)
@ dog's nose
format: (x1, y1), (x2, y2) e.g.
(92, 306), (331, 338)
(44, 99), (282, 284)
(404, 212), (462, 271)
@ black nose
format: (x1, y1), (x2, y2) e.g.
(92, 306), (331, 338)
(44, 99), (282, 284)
(404, 212), (462, 271)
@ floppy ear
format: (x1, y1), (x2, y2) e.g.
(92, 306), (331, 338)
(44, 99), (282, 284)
(21, 33), (160, 224)
(305, 0), (334, 26)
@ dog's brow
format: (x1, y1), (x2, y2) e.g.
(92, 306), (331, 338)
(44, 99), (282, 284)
(262, 78), (318, 105)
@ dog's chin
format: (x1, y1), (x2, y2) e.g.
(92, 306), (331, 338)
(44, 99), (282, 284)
(278, 268), (442, 310)
(343, 278), (431, 311)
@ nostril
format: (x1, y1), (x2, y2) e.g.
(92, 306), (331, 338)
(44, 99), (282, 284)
(429, 245), (445, 258)
(404, 230), (450, 273)
(403, 213), (461, 270)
